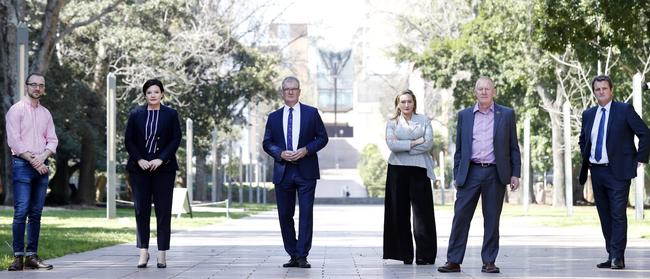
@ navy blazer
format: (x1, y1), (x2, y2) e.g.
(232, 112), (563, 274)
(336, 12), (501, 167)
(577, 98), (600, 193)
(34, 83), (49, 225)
(263, 103), (329, 184)
(453, 103), (521, 187)
(579, 101), (650, 185)
(125, 105), (182, 173)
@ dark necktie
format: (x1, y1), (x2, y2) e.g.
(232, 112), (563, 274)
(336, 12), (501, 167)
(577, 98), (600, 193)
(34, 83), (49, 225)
(287, 107), (294, 151)
(595, 107), (606, 162)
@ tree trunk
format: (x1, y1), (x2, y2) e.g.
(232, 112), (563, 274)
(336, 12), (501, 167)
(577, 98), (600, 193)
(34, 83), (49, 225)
(30, 0), (65, 74)
(0, 0), (24, 205)
(46, 154), (71, 205)
(74, 134), (97, 205)
(195, 151), (208, 201)
(550, 111), (566, 207)
(215, 147), (223, 201)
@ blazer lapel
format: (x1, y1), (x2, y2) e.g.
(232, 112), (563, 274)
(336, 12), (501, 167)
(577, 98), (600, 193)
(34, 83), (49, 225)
(493, 104), (502, 138)
(605, 102), (616, 151)
(465, 108), (474, 150)
(299, 104), (307, 148)
(277, 109), (287, 150)
(585, 107), (597, 147)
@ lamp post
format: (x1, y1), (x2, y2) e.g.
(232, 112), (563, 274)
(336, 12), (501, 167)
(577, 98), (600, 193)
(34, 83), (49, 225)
(318, 49), (351, 169)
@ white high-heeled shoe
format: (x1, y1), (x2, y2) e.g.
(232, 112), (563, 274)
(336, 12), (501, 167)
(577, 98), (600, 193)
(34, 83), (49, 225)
(157, 250), (167, 268)
(137, 249), (149, 268)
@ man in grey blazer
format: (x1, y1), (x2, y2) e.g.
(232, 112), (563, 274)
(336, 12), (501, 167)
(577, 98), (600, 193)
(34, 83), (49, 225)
(438, 76), (521, 274)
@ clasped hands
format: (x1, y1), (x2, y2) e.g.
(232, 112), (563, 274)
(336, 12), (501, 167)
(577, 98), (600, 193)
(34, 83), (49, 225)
(21, 152), (49, 175)
(138, 159), (164, 171)
(410, 137), (425, 148)
(281, 147), (307, 163)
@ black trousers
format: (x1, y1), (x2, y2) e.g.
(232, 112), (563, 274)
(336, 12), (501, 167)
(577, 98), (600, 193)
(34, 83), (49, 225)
(129, 170), (176, 251)
(383, 164), (437, 262)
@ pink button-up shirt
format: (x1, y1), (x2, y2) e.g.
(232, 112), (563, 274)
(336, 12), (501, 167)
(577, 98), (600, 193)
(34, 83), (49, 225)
(5, 99), (58, 156)
(471, 102), (495, 164)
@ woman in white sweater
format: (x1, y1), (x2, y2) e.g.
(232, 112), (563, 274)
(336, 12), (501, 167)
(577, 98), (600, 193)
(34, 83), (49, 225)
(383, 89), (437, 265)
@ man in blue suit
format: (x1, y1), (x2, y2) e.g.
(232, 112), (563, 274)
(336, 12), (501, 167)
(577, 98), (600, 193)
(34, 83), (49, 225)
(263, 76), (328, 268)
(579, 75), (650, 270)
(439, 76), (520, 274)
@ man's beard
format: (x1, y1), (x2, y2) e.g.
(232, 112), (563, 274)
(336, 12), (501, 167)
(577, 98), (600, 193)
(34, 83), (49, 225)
(28, 92), (42, 99)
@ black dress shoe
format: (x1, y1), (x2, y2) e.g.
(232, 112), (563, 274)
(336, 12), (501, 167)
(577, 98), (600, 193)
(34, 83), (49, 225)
(282, 258), (299, 268)
(611, 258), (625, 269)
(297, 258), (311, 268)
(157, 262), (167, 268)
(403, 259), (413, 265)
(437, 262), (461, 272)
(596, 260), (611, 268)
(24, 255), (53, 270)
(481, 262), (500, 273)
(7, 256), (23, 271)
(415, 259), (435, 265)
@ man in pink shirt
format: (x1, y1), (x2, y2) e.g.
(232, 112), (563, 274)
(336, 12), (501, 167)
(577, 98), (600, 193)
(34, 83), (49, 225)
(439, 76), (521, 273)
(6, 73), (58, 271)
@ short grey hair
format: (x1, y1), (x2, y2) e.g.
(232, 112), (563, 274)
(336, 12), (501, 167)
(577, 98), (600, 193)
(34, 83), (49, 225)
(281, 76), (300, 89)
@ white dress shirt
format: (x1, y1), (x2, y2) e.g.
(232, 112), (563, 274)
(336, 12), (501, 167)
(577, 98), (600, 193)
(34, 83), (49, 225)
(590, 101), (611, 164)
(282, 102), (301, 150)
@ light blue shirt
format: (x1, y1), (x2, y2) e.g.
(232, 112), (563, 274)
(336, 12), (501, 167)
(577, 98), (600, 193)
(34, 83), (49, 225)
(590, 101), (611, 164)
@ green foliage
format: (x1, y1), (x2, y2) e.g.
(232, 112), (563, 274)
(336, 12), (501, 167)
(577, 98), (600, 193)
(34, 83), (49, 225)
(358, 144), (387, 198)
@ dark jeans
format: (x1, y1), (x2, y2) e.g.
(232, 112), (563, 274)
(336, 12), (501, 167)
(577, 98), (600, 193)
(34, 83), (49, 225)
(12, 157), (49, 256)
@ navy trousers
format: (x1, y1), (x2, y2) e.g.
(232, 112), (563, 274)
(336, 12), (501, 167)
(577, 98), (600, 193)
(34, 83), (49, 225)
(129, 170), (176, 251)
(275, 164), (317, 259)
(447, 165), (505, 264)
(590, 165), (630, 261)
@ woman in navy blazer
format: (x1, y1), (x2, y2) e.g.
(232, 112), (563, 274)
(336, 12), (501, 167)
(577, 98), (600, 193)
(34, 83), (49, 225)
(125, 79), (181, 269)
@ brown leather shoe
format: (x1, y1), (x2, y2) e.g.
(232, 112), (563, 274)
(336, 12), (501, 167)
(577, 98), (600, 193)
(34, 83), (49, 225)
(437, 262), (461, 272)
(7, 256), (23, 271)
(24, 255), (53, 270)
(481, 262), (500, 273)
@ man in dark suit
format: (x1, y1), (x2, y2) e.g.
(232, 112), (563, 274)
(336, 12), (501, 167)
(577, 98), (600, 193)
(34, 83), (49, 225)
(578, 75), (650, 270)
(438, 76), (521, 274)
(263, 76), (328, 268)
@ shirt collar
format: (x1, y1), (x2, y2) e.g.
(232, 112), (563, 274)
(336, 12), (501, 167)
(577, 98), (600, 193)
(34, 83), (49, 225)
(284, 102), (300, 112)
(21, 97), (40, 109)
(599, 101), (612, 112)
(473, 102), (494, 113)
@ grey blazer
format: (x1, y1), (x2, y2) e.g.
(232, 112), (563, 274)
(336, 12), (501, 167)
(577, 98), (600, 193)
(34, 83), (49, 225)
(453, 103), (521, 187)
(385, 113), (436, 180)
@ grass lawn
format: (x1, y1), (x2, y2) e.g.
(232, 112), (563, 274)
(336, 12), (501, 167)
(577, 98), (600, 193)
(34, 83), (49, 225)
(0, 203), (274, 270)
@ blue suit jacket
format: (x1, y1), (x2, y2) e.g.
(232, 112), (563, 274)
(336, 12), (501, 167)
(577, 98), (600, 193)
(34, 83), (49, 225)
(125, 105), (182, 173)
(579, 101), (650, 185)
(453, 103), (521, 187)
(263, 103), (329, 184)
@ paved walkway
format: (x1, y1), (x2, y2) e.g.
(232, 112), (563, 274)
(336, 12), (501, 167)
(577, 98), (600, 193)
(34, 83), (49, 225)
(3, 205), (650, 278)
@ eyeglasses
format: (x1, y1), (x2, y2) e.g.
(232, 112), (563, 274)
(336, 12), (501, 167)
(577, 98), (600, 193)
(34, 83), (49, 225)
(26, 83), (46, 89)
(282, 87), (300, 93)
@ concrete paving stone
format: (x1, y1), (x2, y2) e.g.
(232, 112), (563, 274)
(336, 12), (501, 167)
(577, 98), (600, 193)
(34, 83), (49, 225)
(2, 205), (650, 278)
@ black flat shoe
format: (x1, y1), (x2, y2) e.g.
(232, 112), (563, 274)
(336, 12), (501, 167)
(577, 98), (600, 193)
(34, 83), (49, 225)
(596, 260), (611, 268)
(297, 258), (311, 268)
(157, 262), (166, 268)
(415, 259), (435, 265)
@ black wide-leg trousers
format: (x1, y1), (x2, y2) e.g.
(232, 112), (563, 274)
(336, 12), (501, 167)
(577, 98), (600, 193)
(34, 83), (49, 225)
(383, 164), (437, 263)
(129, 170), (176, 251)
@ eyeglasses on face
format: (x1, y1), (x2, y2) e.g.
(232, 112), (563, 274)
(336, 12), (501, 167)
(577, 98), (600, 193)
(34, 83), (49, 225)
(26, 83), (46, 89)
(282, 87), (300, 93)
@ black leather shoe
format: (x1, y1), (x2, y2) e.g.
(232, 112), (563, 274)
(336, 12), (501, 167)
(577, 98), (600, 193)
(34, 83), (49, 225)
(596, 260), (611, 268)
(403, 259), (413, 265)
(282, 258), (299, 268)
(24, 255), (53, 270)
(611, 258), (625, 269)
(481, 262), (500, 273)
(437, 262), (461, 272)
(7, 256), (23, 271)
(157, 262), (167, 268)
(415, 259), (435, 265)
(297, 258), (311, 268)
